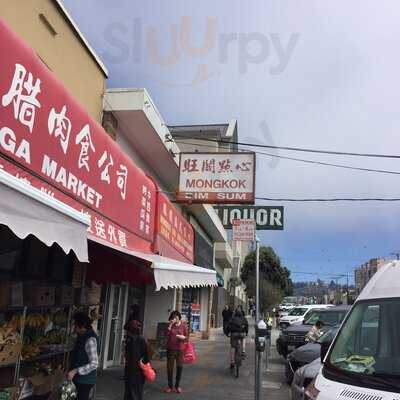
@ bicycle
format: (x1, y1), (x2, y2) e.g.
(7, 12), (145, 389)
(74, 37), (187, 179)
(231, 333), (245, 378)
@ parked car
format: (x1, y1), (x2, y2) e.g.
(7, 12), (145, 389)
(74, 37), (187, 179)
(292, 358), (321, 400)
(306, 261), (400, 400)
(286, 325), (339, 383)
(279, 304), (333, 329)
(277, 306), (350, 357)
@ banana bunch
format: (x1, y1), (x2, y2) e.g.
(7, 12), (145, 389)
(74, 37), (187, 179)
(3, 315), (21, 332)
(52, 311), (67, 326)
(0, 326), (21, 346)
(26, 314), (50, 329)
(21, 343), (40, 359)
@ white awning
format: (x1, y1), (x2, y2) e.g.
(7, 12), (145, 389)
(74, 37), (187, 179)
(0, 169), (90, 262)
(130, 251), (218, 291)
(88, 236), (217, 290)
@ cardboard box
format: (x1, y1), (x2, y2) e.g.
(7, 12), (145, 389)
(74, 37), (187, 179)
(24, 286), (55, 307)
(55, 286), (74, 306)
(87, 283), (101, 305)
(29, 373), (53, 396)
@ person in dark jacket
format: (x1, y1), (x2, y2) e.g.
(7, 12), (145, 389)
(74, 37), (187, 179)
(222, 305), (233, 335)
(226, 310), (249, 369)
(124, 320), (149, 400)
(67, 312), (99, 400)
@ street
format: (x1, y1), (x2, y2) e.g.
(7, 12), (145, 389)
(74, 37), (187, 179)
(95, 327), (289, 400)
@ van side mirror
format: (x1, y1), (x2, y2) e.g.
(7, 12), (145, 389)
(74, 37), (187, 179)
(320, 341), (331, 363)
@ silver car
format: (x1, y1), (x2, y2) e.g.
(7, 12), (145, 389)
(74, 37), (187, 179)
(291, 358), (321, 400)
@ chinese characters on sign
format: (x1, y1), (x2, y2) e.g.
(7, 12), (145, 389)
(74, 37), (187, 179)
(232, 219), (256, 242)
(157, 193), (194, 262)
(177, 152), (255, 204)
(0, 20), (156, 249)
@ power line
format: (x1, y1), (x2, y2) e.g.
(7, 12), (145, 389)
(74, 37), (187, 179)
(185, 137), (400, 160)
(173, 139), (400, 176)
(256, 197), (400, 202)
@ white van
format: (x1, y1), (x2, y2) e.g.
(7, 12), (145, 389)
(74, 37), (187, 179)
(280, 304), (333, 329)
(306, 261), (400, 400)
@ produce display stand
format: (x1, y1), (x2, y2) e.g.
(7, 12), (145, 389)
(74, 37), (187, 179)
(0, 302), (103, 400)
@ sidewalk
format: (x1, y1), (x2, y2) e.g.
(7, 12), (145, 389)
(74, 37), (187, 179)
(95, 326), (289, 400)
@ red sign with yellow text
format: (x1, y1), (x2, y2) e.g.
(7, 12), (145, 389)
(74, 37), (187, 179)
(0, 19), (155, 251)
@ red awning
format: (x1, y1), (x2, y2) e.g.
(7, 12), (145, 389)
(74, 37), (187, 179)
(86, 241), (154, 286)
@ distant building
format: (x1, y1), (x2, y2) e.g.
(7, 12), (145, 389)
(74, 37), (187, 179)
(354, 258), (386, 293)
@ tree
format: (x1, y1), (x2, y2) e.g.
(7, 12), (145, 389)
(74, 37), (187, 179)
(241, 246), (294, 312)
(241, 246), (293, 296)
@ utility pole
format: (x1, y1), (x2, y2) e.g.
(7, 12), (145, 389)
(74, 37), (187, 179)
(255, 238), (261, 400)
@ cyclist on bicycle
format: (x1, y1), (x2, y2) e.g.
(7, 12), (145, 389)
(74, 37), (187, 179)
(225, 310), (249, 370)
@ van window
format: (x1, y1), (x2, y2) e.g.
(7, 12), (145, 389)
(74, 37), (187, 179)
(288, 307), (307, 316)
(326, 299), (400, 392)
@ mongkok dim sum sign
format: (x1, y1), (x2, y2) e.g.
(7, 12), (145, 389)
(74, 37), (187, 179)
(177, 152), (255, 204)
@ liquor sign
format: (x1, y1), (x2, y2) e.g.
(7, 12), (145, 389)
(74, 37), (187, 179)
(0, 20), (156, 252)
(214, 206), (284, 230)
(232, 219), (256, 242)
(155, 192), (194, 263)
(177, 152), (255, 204)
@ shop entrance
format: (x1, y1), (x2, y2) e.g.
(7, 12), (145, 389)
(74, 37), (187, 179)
(103, 284), (128, 369)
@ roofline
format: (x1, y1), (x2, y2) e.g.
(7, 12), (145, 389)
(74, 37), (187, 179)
(53, 0), (108, 77)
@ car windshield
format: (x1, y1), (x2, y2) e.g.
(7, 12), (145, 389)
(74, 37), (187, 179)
(305, 310), (348, 326)
(289, 307), (307, 316)
(327, 299), (400, 391)
(317, 326), (338, 343)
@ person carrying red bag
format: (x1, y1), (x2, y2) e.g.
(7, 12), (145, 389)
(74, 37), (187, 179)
(124, 320), (149, 400)
(164, 311), (189, 394)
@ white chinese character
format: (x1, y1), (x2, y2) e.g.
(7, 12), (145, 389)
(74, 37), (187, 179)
(145, 225), (150, 235)
(142, 197), (146, 207)
(147, 191), (151, 200)
(140, 209), (145, 220)
(75, 124), (95, 171)
(146, 201), (151, 212)
(94, 217), (106, 239)
(142, 185), (147, 195)
(98, 150), (114, 184)
(108, 224), (117, 243)
(139, 220), (145, 231)
(116, 164), (128, 200)
(118, 230), (127, 248)
(146, 213), (150, 224)
(2, 63), (41, 133)
(48, 105), (71, 154)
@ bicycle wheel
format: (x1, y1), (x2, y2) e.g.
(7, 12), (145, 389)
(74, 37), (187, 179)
(234, 347), (240, 378)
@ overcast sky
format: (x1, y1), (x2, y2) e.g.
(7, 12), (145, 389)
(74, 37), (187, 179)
(64, 0), (400, 283)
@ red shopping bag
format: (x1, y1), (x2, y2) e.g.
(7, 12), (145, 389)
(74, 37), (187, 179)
(139, 360), (156, 382)
(183, 342), (197, 364)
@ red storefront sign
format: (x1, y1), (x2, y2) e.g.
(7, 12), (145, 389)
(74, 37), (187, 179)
(0, 19), (156, 252)
(154, 193), (194, 263)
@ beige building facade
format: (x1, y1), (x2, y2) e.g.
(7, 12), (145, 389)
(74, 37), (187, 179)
(1, 0), (107, 123)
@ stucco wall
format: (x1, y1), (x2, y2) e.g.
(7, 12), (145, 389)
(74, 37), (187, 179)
(1, 0), (106, 122)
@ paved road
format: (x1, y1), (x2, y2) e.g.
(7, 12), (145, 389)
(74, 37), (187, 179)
(95, 327), (289, 400)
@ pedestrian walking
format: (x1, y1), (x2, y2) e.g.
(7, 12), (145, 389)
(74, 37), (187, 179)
(236, 305), (245, 317)
(164, 311), (189, 394)
(222, 305), (233, 335)
(67, 312), (99, 400)
(124, 320), (149, 400)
